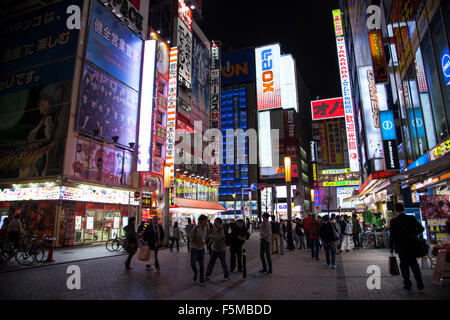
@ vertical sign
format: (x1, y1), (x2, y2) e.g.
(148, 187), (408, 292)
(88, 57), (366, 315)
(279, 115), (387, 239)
(332, 9), (344, 37)
(177, 0), (193, 88)
(255, 43), (282, 111)
(368, 30), (389, 83)
(165, 48), (179, 181)
(137, 40), (157, 172)
(319, 122), (329, 166)
(280, 54), (299, 112)
(380, 110), (400, 170)
(210, 41), (221, 186)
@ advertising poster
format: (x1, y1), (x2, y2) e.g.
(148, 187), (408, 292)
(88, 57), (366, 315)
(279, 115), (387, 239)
(318, 186), (337, 211)
(8, 201), (56, 238)
(221, 48), (255, 86)
(0, 0), (81, 94)
(368, 30), (389, 83)
(380, 110), (400, 170)
(209, 41), (221, 186)
(165, 48), (179, 181)
(86, 0), (143, 91)
(336, 186), (358, 209)
(177, 1), (193, 88)
(77, 63), (139, 146)
(419, 195), (450, 220)
(191, 32), (210, 125)
(0, 81), (71, 179)
(72, 137), (133, 187)
(311, 97), (345, 120)
(255, 43), (282, 111)
(319, 122), (329, 166)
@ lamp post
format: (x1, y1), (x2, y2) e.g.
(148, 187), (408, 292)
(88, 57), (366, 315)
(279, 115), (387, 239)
(284, 156), (295, 250)
(163, 166), (171, 246)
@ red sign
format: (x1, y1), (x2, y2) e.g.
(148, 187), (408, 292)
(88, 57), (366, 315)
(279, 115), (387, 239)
(311, 97), (345, 120)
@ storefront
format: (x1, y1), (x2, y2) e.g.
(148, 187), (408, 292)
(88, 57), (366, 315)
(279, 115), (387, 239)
(170, 197), (226, 229)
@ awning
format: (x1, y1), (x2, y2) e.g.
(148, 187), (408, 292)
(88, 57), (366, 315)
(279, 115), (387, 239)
(171, 198), (226, 213)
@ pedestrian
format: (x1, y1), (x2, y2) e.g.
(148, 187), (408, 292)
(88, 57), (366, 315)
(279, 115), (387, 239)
(341, 215), (353, 252)
(205, 218), (230, 282)
(206, 219), (214, 255)
(170, 221), (180, 252)
(338, 215), (346, 252)
(189, 214), (209, 286)
(7, 215), (23, 248)
(229, 219), (250, 273)
(185, 218), (194, 252)
(309, 214), (321, 260)
(303, 213), (312, 249)
(279, 219), (286, 254)
(246, 217), (251, 233)
(123, 217), (138, 270)
(259, 213), (272, 274)
(389, 203), (425, 291)
(0, 217), (10, 242)
(320, 215), (339, 269)
(270, 215), (280, 254)
(137, 220), (146, 234)
(331, 214), (341, 254)
(352, 214), (362, 249)
(286, 220), (295, 250)
(295, 218), (306, 249)
(143, 216), (165, 272)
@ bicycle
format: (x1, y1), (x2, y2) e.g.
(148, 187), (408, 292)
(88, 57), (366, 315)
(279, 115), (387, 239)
(106, 235), (125, 252)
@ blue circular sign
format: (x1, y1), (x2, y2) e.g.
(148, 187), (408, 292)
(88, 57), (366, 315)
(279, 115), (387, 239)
(250, 183), (258, 191)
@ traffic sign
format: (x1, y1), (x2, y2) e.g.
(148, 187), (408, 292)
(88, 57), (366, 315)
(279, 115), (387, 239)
(258, 183), (267, 191)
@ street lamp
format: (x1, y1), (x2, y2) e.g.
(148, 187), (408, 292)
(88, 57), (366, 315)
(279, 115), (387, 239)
(163, 166), (171, 246)
(284, 156), (295, 250)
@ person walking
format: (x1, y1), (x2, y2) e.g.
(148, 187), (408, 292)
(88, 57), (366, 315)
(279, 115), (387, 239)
(170, 221), (180, 252)
(279, 219), (286, 254)
(309, 214), (321, 260)
(259, 213), (272, 274)
(295, 218), (306, 249)
(270, 216), (280, 254)
(205, 218), (230, 282)
(331, 214), (341, 254)
(389, 203), (425, 291)
(246, 218), (251, 233)
(229, 219), (250, 273)
(137, 220), (146, 234)
(7, 215), (23, 248)
(352, 214), (362, 249)
(320, 215), (339, 269)
(303, 213), (312, 249)
(123, 217), (138, 270)
(189, 215), (209, 286)
(341, 215), (353, 252)
(286, 220), (295, 250)
(143, 216), (165, 272)
(185, 218), (194, 252)
(338, 215), (346, 252)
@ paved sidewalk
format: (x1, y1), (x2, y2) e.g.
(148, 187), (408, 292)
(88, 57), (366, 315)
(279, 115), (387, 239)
(0, 234), (449, 300)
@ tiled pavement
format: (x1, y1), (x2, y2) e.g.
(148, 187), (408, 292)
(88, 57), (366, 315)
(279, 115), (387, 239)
(0, 234), (449, 300)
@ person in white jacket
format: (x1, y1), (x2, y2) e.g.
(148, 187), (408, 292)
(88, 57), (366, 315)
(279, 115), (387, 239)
(341, 215), (353, 252)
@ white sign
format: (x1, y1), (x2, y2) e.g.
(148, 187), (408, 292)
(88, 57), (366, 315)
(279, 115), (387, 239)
(255, 43), (282, 111)
(336, 186), (358, 209)
(358, 65), (388, 160)
(277, 203), (301, 212)
(280, 54), (299, 112)
(137, 40), (157, 172)
(336, 36), (360, 172)
(176, 18), (192, 87)
(86, 217), (94, 230)
(165, 48), (179, 181)
(75, 216), (82, 231)
(114, 217), (120, 229)
(276, 185), (297, 199)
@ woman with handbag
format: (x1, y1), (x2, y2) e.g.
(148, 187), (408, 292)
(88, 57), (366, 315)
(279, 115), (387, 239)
(389, 203), (425, 291)
(124, 217), (138, 270)
(170, 222), (180, 252)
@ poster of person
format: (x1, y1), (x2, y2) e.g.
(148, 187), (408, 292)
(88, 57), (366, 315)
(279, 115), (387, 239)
(77, 63), (139, 146)
(0, 81), (71, 179)
(8, 201), (56, 239)
(191, 32), (210, 125)
(419, 195), (450, 220)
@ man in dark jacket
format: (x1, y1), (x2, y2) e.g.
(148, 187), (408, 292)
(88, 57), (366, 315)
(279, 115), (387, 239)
(320, 215), (339, 269)
(229, 219), (250, 273)
(389, 203), (425, 291)
(124, 217), (138, 269)
(143, 216), (165, 272)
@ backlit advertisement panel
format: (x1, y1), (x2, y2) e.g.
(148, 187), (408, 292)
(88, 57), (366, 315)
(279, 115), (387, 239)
(86, 0), (143, 91)
(380, 110), (399, 171)
(358, 65), (388, 159)
(221, 48), (255, 86)
(210, 41), (221, 186)
(258, 111), (273, 167)
(311, 97), (345, 120)
(137, 40), (157, 172)
(368, 30), (388, 83)
(255, 44), (282, 111)
(332, 9), (344, 37)
(280, 54), (298, 112)
(177, 0), (193, 88)
(191, 32), (210, 125)
(336, 186), (358, 209)
(165, 48), (178, 181)
(335, 35), (359, 172)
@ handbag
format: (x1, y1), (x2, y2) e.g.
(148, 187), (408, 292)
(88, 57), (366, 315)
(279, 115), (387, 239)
(135, 245), (153, 263)
(389, 254), (400, 276)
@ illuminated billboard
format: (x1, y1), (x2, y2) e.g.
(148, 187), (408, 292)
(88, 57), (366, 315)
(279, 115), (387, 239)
(311, 97), (345, 120)
(323, 180), (359, 187)
(332, 9), (343, 37)
(177, 0), (193, 88)
(165, 48), (179, 181)
(255, 44), (282, 111)
(280, 54), (298, 112)
(322, 168), (350, 175)
(335, 35), (359, 172)
(358, 65), (388, 159)
(137, 40), (157, 172)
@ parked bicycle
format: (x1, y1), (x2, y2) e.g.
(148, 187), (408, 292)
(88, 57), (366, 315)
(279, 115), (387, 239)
(106, 235), (125, 252)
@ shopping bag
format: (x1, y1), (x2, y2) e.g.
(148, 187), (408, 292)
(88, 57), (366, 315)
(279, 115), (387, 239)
(135, 245), (153, 263)
(389, 255), (400, 276)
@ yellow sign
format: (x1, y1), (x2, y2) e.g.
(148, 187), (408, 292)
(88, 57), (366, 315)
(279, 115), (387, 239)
(332, 9), (343, 37)
(323, 180), (359, 187)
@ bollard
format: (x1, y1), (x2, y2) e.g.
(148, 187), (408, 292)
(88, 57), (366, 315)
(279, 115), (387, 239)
(243, 248), (247, 279)
(45, 238), (56, 263)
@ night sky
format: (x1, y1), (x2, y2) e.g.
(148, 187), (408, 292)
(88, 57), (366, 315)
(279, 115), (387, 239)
(200, 0), (341, 101)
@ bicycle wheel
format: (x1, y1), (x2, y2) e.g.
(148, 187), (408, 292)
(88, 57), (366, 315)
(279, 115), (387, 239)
(15, 250), (35, 266)
(34, 247), (47, 262)
(106, 239), (115, 252)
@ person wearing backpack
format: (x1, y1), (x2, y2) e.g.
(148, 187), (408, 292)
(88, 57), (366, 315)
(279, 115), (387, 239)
(309, 214), (321, 260)
(270, 216), (281, 254)
(229, 219), (250, 273)
(205, 218), (230, 282)
(331, 214), (341, 254)
(352, 214), (362, 249)
(320, 215), (339, 269)
(341, 215), (353, 252)
(189, 215), (209, 286)
(295, 218), (306, 249)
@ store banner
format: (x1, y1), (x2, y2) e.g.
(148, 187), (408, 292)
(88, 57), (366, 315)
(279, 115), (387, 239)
(311, 97), (345, 120)
(77, 63), (139, 146)
(221, 48), (255, 86)
(319, 122), (329, 166)
(441, 47), (450, 85)
(86, 0), (143, 91)
(210, 41), (221, 186)
(428, 138), (450, 161)
(165, 48), (179, 181)
(255, 43), (282, 111)
(191, 32), (210, 125)
(177, 0), (193, 88)
(380, 110), (400, 170)
(368, 30), (389, 83)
